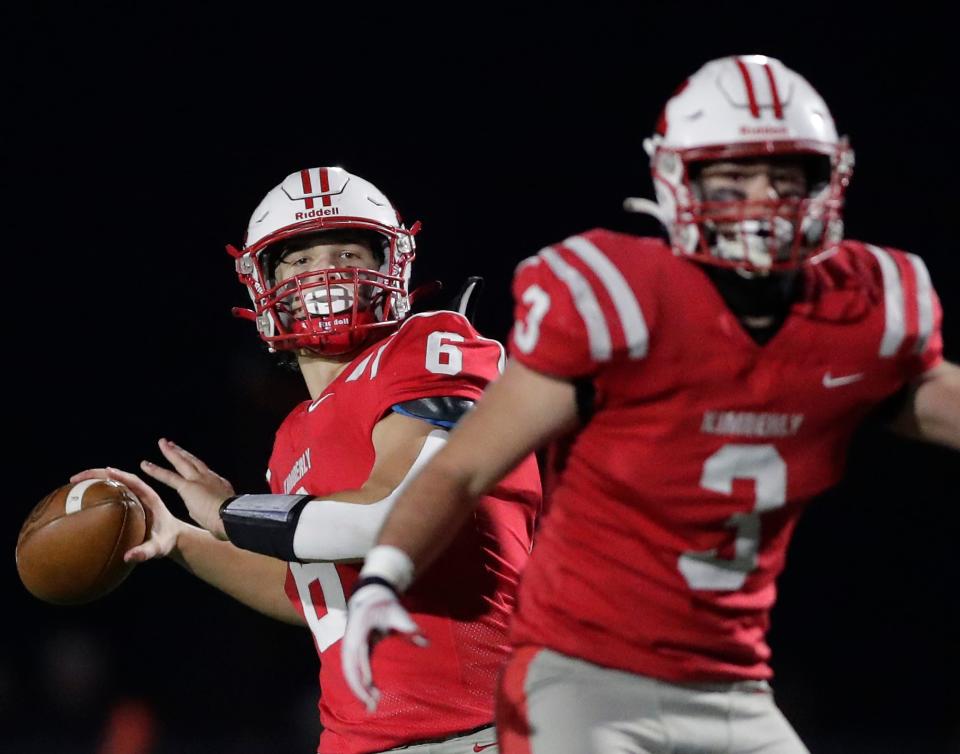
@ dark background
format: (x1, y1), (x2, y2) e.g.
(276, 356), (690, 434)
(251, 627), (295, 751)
(3, 5), (958, 753)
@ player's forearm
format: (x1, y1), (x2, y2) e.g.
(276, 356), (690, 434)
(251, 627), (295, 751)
(892, 361), (960, 450)
(375, 361), (578, 578)
(375, 453), (480, 575)
(914, 369), (960, 449)
(172, 524), (304, 625)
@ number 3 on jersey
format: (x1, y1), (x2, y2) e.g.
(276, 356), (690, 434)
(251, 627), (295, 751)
(513, 284), (551, 354)
(678, 444), (787, 591)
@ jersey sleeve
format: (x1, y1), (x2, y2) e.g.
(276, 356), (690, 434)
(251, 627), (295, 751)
(867, 245), (944, 381)
(365, 310), (505, 420)
(508, 230), (652, 378)
(900, 252), (944, 378)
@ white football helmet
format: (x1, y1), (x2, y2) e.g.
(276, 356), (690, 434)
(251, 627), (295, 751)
(228, 167), (419, 355)
(628, 55), (855, 273)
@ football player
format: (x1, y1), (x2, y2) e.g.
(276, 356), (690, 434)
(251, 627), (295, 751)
(73, 167), (541, 754)
(340, 57), (960, 754)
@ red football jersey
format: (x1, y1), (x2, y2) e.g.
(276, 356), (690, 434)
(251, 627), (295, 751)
(268, 311), (541, 754)
(507, 230), (942, 683)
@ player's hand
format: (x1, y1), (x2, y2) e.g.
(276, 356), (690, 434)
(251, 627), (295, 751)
(341, 581), (427, 712)
(69, 467), (183, 563)
(140, 438), (235, 540)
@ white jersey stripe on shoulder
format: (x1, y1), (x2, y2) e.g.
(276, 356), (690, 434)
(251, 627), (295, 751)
(563, 235), (649, 359)
(907, 253), (935, 354)
(866, 244), (905, 358)
(345, 353), (374, 382)
(369, 342), (390, 379)
(539, 246), (612, 361)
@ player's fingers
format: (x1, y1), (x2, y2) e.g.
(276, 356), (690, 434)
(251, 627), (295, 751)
(344, 653), (370, 709)
(69, 469), (111, 483)
(162, 439), (211, 473)
(103, 467), (162, 507)
(407, 632), (429, 648)
(123, 540), (158, 563)
(342, 618), (380, 712)
(357, 642), (379, 712)
(157, 439), (202, 479)
(140, 460), (187, 493)
(388, 608), (427, 646)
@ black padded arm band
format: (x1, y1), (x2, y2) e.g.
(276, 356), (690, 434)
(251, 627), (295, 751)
(219, 494), (313, 561)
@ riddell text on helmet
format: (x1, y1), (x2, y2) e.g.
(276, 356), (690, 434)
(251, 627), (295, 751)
(295, 207), (341, 220)
(738, 125), (789, 136)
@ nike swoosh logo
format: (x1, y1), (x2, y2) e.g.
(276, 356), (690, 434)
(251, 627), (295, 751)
(308, 393), (334, 412)
(473, 743), (497, 752)
(823, 372), (864, 388)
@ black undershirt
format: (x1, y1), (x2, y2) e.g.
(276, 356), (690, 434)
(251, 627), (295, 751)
(703, 267), (801, 346)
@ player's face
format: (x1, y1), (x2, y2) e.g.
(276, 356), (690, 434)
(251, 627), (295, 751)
(697, 159), (808, 206)
(274, 240), (380, 284)
(693, 157), (813, 272)
(273, 238), (381, 319)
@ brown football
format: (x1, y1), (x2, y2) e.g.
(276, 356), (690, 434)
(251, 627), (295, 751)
(16, 479), (147, 605)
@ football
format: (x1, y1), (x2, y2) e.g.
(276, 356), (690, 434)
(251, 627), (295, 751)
(16, 479), (147, 605)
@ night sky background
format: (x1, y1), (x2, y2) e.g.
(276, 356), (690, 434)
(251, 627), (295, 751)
(3, 5), (958, 753)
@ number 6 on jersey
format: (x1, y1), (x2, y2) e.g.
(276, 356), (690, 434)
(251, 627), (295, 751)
(425, 331), (464, 375)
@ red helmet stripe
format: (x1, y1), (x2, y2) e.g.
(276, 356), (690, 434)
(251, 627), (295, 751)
(734, 58), (761, 118)
(300, 169), (315, 210)
(319, 167), (332, 207)
(763, 63), (785, 119)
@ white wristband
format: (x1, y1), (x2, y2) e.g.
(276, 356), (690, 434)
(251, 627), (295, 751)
(360, 545), (415, 593)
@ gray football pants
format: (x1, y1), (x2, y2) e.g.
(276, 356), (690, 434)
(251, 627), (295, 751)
(379, 724), (498, 754)
(497, 647), (808, 754)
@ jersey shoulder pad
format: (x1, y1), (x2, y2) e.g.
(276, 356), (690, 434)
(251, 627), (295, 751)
(577, 228), (672, 261)
(510, 230), (656, 377)
(394, 309), (483, 343)
(347, 310), (503, 413)
(838, 239), (942, 369)
(386, 310), (505, 374)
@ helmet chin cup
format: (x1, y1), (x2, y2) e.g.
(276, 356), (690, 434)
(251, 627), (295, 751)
(289, 308), (381, 357)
